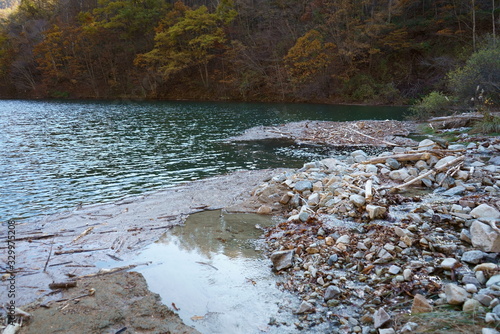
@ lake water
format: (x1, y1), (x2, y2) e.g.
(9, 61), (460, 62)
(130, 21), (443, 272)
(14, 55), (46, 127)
(0, 100), (407, 220)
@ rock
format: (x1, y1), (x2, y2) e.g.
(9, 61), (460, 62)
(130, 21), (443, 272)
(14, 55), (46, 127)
(307, 193), (320, 206)
(418, 139), (436, 151)
(482, 328), (500, 334)
(296, 301), (314, 314)
(471, 221), (500, 252)
(257, 205), (272, 214)
(336, 235), (351, 245)
(389, 168), (410, 181)
(403, 269), (412, 281)
(400, 322), (419, 333)
(350, 194), (366, 208)
(327, 254), (338, 265)
(324, 285), (341, 301)
(366, 205), (386, 220)
(485, 313), (500, 323)
(270, 250), (294, 271)
(442, 185), (466, 197)
(475, 294), (493, 307)
(294, 181), (313, 192)
(435, 156), (458, 169)
(378, 329), (395, 334)
(471, 204), (500, 219)
(373, 308), (391, 329)
(385, 158), (401, 170)
(388, 265), (401, 275)
(462, 250), (485, 264)
(490, 156), (500, 165)
(351, 150), (367, 159)
(465, 283), (478, 293)
(463, 298), (484, 313)
(298, 211), (310, 222)
(487, 275), (500, 288)
(411, 294), (433, 314)
(445, 283), (468, 305)
(440, 258), (458, 270)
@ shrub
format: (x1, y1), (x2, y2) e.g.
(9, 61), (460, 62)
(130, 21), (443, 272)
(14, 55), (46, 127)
(470, 114), (500, 134)
(408, 91), (453, 120)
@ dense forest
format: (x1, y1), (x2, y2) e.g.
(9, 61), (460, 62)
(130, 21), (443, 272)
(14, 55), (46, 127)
(0, 0), (498, 104)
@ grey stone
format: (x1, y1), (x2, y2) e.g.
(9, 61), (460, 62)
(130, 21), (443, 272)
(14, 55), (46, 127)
(270, 250), (294, 271)
(307, 193), (320, 206)
(490, 156), (500, 165)
(373, 307), (391, 329)
(445, 283), (468, 305)
(462, 250), (485, 264)
(294, 180), (313, 192)
(442, 186), (466, 197)
(296, 301), (314, 314)
(351, 149), (367, 158)
(324, 285), (342, 301)
(327, 254), (339, 265)
(482, 328), (500, 334)
(474, 294), (493, 307)
(471, 221), (500, 252)
(386, 158), (401, 170)
(487, 275), (500, 288)
(298, 211), (310, 222)
(388, 265), (401, 275)
(389, 168), (410, 181)
(471, 204), (500, 219)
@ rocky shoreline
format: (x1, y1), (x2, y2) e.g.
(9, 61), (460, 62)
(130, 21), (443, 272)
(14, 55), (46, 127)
(2, 118), (500, 334)
(252, 134), (500, 333)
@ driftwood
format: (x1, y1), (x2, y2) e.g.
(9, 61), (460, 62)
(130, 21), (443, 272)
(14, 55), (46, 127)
(72, 226), (95, 243)
(362, 152), (432, 164)
(54, 247), (108, 255)
(49, 281), (77, 289)
(428, 113), (484, 129)
(365, 180), (373, 202)
(384, 156), (466, 192)
(77, 262), (151, 279)
(43, 244), (53, 272)
(347, 126), (398, 146)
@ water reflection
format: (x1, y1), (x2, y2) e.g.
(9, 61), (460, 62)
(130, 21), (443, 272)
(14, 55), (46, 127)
(125, 211), (311, 334)
(156, 210), (278, 259)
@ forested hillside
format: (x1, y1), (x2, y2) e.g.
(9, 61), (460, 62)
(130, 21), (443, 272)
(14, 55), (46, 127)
(0, 0), (498, 103)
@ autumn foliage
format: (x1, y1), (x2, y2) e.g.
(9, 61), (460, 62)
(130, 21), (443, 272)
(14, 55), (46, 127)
(0, 0), (498, 103)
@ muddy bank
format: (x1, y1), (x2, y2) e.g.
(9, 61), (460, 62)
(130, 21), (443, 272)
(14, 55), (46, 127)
(17, 272), (199, 334)
(226, 120), (418, 147)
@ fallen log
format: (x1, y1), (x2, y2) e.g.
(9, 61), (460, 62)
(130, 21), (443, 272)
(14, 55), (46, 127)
(362, 152), (432, 164)
(54, 247), (108, 255)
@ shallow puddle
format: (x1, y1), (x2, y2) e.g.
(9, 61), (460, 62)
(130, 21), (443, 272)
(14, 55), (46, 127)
(102, 210), (305, 333)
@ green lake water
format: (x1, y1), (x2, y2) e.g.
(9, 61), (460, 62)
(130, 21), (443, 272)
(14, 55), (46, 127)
(0, 100), (407, 220)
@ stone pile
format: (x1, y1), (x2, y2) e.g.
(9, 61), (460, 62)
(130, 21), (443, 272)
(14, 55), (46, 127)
(255, 136), (500, 333)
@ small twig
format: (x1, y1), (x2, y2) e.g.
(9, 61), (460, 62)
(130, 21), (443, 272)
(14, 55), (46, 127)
(43, 244), (54, 272)
(196, 261), (218, 270)
(73, 226), (95, 243)
(49, 281), (77, 289)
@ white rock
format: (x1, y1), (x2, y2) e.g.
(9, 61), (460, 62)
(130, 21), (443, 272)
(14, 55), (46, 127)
(471, 204), (500, 219)
(307, 193), (320, 206)
(350, 194), (366, 207)
(482, 328), (500, 334)
(440, 258), (458, 270)
(336, 235), (351, 245)
(435, 156), (458, 169)
(418, 139), (436, 150)
(444, 283), (468, 305)
(389, 168), (410, 181)
(296, 301), (314, 314)
(366, 205), (386, 220)
(471, 221), (500, 252)
(378, 329), (395, 334)
(465, 283), (478, 293)
(388, 265), (401, 275)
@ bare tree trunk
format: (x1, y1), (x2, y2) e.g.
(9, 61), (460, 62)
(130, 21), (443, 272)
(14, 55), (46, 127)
(472, 0), (476, 51)
(493, 0), (497, 47)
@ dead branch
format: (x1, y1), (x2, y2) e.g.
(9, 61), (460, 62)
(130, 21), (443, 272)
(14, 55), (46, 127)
(347, 126), (398, 146)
